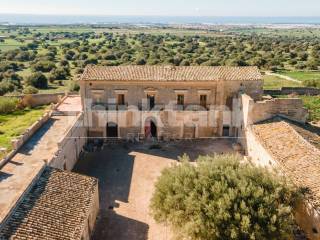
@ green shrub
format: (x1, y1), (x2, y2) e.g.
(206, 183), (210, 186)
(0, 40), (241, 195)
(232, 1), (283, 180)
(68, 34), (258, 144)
(68, 81), (80, 92)
(0, 80), (15, 96)
(25, 72), (48, 89)
(49, 67), (70, 81)
(31, 61), (56, 72)
(304, 79), (320, 88)
(150, 154), (301, 240)
(0, 97), (19, 114)
(23, 86), (39, 94)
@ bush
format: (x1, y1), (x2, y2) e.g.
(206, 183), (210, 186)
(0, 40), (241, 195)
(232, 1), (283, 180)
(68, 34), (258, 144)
(49, 67), (70, 81)
(23, 86), (39, 94)
(304, 79), (320, 88)
(68, 81), (80, 92)
(0, 97), (19, 113)
(31, 61), (56, 72)
(150, 154), (301, 240)
(0, 80), (15, 96)
(25, 72), (48, 89)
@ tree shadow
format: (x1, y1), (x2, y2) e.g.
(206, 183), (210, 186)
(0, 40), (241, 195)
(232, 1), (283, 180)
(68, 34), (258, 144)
(92, 209), (149, 240)
(74, 145), (144, 238)
(0, 171), (13, 182)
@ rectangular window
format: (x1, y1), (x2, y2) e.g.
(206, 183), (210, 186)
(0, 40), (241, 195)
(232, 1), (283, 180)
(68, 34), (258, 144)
(117, 94), (125, 105)
(223, 126), (230, 137)
(200, 95), (207, 109)
(177, 94), (184, 105)
(147, 94), (155, 109)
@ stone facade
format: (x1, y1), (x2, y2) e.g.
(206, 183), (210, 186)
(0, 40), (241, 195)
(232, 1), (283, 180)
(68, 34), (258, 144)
(79, 65), (263, 139)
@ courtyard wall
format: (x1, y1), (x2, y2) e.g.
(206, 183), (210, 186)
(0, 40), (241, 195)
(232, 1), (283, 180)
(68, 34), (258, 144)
(245, 127), (320, 240)
(50, 113), (87, 170)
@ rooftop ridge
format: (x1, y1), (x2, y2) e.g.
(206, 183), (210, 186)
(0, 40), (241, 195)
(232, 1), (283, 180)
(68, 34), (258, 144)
(251, 119), (320, 213)
(80, 65), (262, 82)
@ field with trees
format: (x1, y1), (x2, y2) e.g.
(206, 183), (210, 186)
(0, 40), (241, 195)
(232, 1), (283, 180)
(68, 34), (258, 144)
(0, 25), (319, 96)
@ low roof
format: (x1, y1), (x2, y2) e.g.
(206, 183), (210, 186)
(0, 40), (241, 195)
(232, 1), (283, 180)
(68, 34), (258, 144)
(80, 65), (262, 82)
(252, 117), (320, 211)
(0, 167), (98, 240)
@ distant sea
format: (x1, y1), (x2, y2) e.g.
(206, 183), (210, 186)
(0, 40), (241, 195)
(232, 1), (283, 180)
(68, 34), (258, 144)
(0, 14), (320, 25)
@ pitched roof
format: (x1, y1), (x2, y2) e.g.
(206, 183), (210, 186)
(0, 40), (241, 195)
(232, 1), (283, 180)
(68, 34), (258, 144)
(80, 65), (262, 82)
(0, 167), (98, 240)
(252, 117), (320, 211)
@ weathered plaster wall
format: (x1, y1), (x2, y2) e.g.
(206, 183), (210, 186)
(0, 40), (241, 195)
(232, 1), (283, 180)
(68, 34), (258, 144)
(295, 201), (320, 240)
(241, 94), (308, 127)
(245, 128), (277, 167)
(50, 113), (87, 171)
(88, 109), (225, 138)
(80, 182), (100, 240)
(245, 127), (320, 240)
(4, 93), (65, 107)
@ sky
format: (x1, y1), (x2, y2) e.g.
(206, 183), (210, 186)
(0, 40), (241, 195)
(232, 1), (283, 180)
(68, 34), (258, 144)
(0, 0), (319, 16)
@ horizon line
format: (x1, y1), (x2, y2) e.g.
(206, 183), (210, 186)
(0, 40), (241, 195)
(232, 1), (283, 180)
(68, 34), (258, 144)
(0, 12), (320, 18)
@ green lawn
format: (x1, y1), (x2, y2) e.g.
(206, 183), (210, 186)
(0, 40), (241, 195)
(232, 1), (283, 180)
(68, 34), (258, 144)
(263, 75), (302, 90)
(279, 71), (320, 82)
(0, 106), (48, 159)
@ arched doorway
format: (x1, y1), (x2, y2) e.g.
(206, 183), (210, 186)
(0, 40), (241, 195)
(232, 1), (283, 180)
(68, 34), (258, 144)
(145, 118), (157, 138)
(107, 122), (118, 138)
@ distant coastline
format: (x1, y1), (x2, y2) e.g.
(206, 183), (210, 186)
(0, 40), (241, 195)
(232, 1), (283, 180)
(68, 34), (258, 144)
(1, 14), (320, 26)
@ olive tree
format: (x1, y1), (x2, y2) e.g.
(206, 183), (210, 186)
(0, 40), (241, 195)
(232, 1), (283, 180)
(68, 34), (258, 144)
(150, 154), (301, 240)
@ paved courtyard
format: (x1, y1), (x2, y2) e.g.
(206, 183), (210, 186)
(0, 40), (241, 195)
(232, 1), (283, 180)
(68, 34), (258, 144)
(73, 139), (236, 240)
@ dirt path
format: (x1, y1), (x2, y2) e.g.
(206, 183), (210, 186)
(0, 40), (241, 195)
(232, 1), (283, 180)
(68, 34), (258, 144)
(265, 71), (301, 83)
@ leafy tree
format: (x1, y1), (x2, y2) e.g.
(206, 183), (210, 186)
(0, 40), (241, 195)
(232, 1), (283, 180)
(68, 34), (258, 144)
(25, 72), (48, 89)
(150, 154), (301, 240)
(0, 80), (15, 96)
(31, 61), (56, 72)
(49, 67), (70, 81)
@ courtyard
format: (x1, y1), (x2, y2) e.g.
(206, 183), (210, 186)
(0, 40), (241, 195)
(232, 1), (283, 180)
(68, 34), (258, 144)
(73, 139), (236, 240)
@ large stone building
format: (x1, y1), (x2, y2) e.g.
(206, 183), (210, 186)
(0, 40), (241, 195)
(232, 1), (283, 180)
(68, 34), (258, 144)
(0, 65), (318, 239)
(79, 65), (263, 140)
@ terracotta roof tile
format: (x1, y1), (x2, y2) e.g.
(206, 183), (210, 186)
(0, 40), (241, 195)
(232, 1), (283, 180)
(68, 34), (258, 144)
(80, 65), (262, 82)
(0, 167), (98, 240)
(252, 118), (320, 211)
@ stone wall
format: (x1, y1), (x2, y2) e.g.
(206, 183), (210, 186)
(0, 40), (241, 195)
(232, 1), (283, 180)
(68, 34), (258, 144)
(264, 87), (320, 96)
(4, 93), (65, 107)
(244, 127), (320, 240)
(81, 80), (262, 108)
(241, 94), (308, 126)
(50, 113), (87, 171)
(80, 181), (100, 240)
(88, 109), (227, 139)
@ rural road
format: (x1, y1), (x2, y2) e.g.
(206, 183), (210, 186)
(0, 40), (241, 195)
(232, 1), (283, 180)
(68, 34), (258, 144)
(265, 71), (301, 83)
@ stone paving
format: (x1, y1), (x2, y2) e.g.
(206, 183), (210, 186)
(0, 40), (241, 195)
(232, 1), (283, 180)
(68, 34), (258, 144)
(73, 139), (236, 240)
